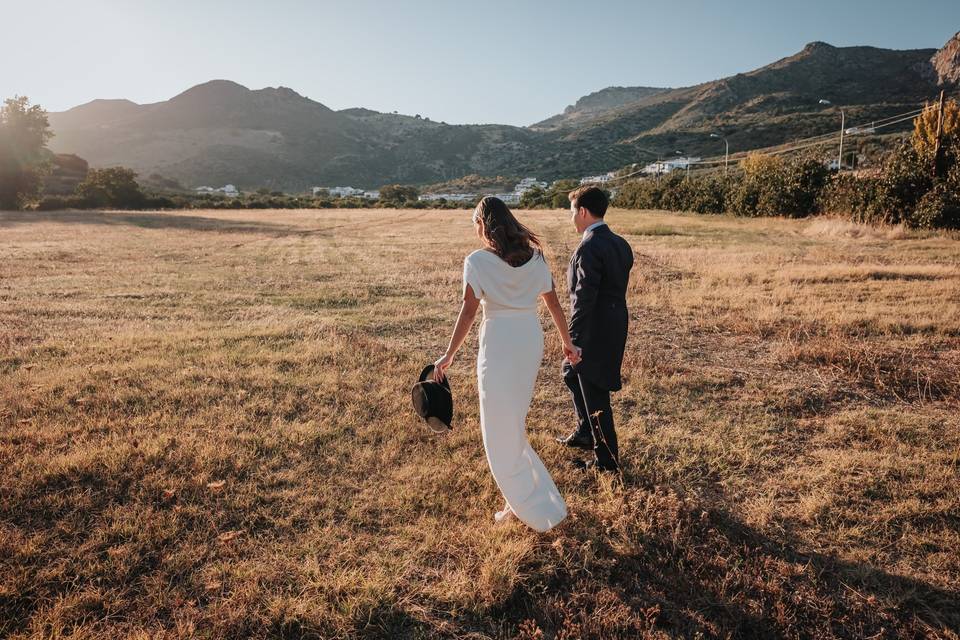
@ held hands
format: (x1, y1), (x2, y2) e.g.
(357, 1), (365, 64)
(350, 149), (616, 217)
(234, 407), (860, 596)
(563, 342), (582, 366)
(433, 353), (454, 382)
(436, 343), (576, 379)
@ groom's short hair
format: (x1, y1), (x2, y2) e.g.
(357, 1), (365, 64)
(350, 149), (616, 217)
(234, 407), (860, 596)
(568, 185), (609, 218)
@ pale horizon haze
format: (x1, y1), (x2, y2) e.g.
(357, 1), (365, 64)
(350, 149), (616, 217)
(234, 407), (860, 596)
(4, 0), (959, 126)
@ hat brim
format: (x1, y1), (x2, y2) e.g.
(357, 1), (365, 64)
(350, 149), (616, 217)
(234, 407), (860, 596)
(426, 416), (451, 433)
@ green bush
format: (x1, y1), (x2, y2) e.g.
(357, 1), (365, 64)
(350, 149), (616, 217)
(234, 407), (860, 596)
(913, 183), (960, 229)
(725, 154), (829, 218)
(35, 195), (87, 210)
(682, 174), (731, 214)
(519, 186), (549, 208)
(518, 179), (581, 209)
(868, 143), (932, 225)
(379, 184), (419, 207)
(911, 158), (960, 229)
(818, 173), (880, 222)
(75, 167), (146, 208)
(613, 178), (667, 210)
(614, 156), (824, 218)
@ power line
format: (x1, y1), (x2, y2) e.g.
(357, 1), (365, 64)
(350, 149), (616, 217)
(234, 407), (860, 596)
(581, 101), (935, 186)
(659, 105), (929, 173)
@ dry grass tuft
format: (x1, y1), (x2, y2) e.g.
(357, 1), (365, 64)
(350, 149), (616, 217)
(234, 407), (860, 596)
(1, 208), (958, 638)
(802, 217), (915, 241)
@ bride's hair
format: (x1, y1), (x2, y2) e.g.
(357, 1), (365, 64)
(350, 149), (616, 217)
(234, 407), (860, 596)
(473, 196), (542, 267)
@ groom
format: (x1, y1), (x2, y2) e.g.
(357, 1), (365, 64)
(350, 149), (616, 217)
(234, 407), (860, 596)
(557, 185), (634, 472)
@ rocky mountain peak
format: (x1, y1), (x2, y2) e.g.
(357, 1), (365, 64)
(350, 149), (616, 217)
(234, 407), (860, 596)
(930, 30), (960, 86)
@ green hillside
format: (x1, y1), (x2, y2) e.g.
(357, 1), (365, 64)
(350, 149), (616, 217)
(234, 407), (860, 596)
(45, 34), (960, 190)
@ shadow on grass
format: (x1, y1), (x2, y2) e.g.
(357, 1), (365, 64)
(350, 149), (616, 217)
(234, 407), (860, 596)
(489, 486), (960, 639)
(4, 458), (958, 638)
(0, 210), (308, 237)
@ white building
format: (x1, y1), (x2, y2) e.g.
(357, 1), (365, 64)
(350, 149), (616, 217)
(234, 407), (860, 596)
(195, 184), (240, 196)
(496, 192), (521, 205)
(579, 172), (615, 185)
(362, 190), (380, 200)
(419, 192), (478, 203)
(513, 177), (547, 194)
(642, 157), (701, 174)
(313, 187), (370, 198)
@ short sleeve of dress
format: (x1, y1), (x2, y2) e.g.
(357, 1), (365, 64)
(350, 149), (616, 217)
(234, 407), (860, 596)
(463, 255), (484, 299)
(539, 254), (554, 295)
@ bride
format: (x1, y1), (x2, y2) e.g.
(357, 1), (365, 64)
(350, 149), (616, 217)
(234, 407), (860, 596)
(433, 196), (577, 532)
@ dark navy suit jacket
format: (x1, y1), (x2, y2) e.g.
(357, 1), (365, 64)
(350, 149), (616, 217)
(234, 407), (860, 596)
(566, 223), (634, 391)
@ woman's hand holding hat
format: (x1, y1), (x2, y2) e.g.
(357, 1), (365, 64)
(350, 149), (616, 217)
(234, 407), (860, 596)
(433, 352), (454, 382)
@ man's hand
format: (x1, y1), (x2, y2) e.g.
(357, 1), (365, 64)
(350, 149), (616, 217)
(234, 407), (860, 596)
(563, 342), (582, 366)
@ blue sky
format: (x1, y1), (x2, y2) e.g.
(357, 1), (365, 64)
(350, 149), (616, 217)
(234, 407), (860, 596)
(5, 0), (958, 125)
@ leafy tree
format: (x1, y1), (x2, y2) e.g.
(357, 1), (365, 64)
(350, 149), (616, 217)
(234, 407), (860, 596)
(550, 179), (580, 209)
(913, 98), (960, 158)
(518, 186), (548, 208)
(0, 96), (52, 209)
(76, 167), (146, 208)
(379, 184), (419, 206)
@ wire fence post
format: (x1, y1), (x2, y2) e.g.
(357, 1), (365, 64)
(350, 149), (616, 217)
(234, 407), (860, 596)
(933, 90), (946, 180)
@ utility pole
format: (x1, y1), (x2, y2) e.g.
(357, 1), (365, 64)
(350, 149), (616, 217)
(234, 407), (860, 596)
(837, 109), (845, 172)
(711, 133), (730, 175)
(933, 90), (946, 180)
(819, 99), (845, 171)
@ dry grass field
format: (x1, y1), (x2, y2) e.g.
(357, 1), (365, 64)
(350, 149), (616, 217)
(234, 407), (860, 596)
(2, 207), (959, 639)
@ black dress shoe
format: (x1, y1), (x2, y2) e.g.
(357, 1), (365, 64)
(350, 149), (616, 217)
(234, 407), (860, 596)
(556, 431), (594, 451)
(571, 459), (620, 474)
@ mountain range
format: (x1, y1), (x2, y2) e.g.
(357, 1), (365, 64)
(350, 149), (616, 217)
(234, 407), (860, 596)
(47, 32), (960, 191)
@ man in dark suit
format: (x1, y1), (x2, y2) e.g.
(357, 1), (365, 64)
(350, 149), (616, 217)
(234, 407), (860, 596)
(557, 185), (634, 472)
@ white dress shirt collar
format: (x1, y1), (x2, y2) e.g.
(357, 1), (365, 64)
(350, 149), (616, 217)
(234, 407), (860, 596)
(582, 220), (607, 238)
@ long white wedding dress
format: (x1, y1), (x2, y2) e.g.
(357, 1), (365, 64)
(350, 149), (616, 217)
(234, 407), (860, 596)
(463, 249), (568, 532)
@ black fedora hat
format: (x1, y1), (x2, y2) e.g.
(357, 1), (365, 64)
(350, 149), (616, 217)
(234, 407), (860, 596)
(411, 364), (453, 433)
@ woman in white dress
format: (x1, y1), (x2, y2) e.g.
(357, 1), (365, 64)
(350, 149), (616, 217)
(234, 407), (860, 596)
(433, 196), (579, 532)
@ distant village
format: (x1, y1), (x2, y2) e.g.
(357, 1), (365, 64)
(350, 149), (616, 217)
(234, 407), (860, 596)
(192, 158), (705, 201)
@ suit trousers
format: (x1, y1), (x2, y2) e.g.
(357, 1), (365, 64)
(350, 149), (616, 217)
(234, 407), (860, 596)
(563, 364), (619, 470)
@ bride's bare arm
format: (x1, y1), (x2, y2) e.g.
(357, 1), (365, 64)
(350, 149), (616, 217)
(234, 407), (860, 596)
(433, 284), (481, 381)
(541, 287), (581, 365)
